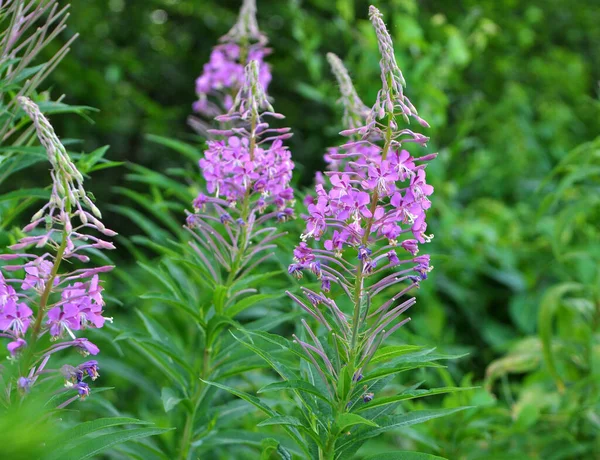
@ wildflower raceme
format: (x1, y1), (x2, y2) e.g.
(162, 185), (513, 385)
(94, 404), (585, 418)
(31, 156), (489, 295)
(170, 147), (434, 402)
(0, 97), (115, 406)
(193, 0), (271, 117)
(291, 6), (435, 375)
(222, 7), (463, 459)
(179, 58), (294, 459)
(187, 59), (294, 295)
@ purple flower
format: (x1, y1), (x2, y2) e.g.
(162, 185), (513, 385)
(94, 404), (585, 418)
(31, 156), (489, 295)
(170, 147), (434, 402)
(88, 275), (104, 306)
(7, 338), (26, 356)
(78, 360), (100, 381)
(324, 229), (349, 254)
(193, 193), (209, 210)
(0, 272), (17, 307)
(73, 338), (100, 356)
(303, 197), (328, 240)
(199, 137), (294, 210)
(389, 149), (416, 181)
(46, 305), (80, 338)
(73, 381), (90, 399)
(293, 242), (315, 265)
(194, 43), (271, 117)
(286, 6), (436, 407)
(17, 377), (32, 393)
(0, 301), (33, 336)
(357, 245), (372, 261)
(414, 255), (432, 280)
(4, 97), (115, 403)
(288, 264), (303, 279)
(400, 239), (419, 256)
(21, 257), (53, 291)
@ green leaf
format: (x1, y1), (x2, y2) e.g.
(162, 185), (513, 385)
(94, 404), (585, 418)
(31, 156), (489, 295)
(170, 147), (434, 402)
(139, 293), (201, 321)
(336, 413), (378, 433)
(257, 416), (304, 428)
(538, 282), (582, 392)
(146, 134), (201, 163)
(336, 366), (353, 402)
(276, 444), (293, 460)
(52, 417), (151, 446)
(232, 332), (299, 381)
(200, 379), (310, 456)
(335, 407), (471, 455)
(128, 339), (188, 390)
(361, 362), (446, 383)
(230, 270), (284, 292)
(226, 293), (284, 318)
(110, 204), (172, 243)
(258, 379), (332, 405)
(261, 438), (280, 460)
(207, 315), (238, 345)
(363, 452), (448, 460)
(56, 427), (173, 460)
(0, 187), (49, 203)
(213, 285), (229, 314)
(356, 387), (476, 411)
(161, 387), (182, 412)
(370, 345), (425, 365)
(198, 430), (301, 457)
(200, 379), (278, 418)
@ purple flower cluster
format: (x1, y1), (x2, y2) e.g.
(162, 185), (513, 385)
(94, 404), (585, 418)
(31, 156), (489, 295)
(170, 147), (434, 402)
(0, 97), (115, 404)
(295, 145), (435, 285)
(193, 0), (271, 117)
(199, 135), (293, 207)
(288, 7), (437, 401)
(194, 43), (271, 117)
(189, 60), (294, 226)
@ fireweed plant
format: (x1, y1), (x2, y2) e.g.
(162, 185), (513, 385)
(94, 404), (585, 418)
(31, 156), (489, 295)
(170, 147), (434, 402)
(0, 97), (114, 406)
(174, 58), (294, 458)
(203, 6), (468, 459)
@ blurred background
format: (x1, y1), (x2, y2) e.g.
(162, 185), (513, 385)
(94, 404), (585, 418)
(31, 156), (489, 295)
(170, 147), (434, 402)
(9, 0), (600, 457)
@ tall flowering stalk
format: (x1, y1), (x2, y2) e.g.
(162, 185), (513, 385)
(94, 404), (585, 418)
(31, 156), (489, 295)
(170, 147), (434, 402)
(178, 60), (294, 458)
(187, 59), (294, 291)
(292, 6), (435, 367)
(192, 0), (271, 118)
(0, 97), (115, 407)
(206, 7), (467, 459)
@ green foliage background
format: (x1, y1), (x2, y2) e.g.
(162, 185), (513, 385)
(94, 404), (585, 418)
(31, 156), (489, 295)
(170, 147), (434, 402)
(5, 0), (600, 458)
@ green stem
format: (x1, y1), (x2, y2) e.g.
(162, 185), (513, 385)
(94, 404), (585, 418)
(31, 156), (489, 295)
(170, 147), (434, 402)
(322, 436), (336, 460)
(348, 114), (394, 362)
(338, 113), (396, 418)
(322, 83), (397, 460)
(179, 111), (258, 459)
(178, 347), (211, 460)
(20, 235), (68, 376)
